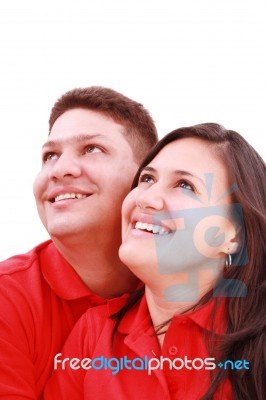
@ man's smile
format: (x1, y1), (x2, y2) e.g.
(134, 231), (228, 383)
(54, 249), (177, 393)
(47, 187), (93, 203)
(53, 193), (88, 203)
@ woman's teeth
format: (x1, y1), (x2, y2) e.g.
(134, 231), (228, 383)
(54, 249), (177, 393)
(135, 221), (170, 235)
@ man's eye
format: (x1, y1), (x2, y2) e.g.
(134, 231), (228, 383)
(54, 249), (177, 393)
(43, 152), (58, 162)
(85, 145), (103, 154)
(138, 174), (155, 184)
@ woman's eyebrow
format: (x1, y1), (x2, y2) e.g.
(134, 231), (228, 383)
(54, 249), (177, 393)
(142, 166), (204, 185)
(172, 170), (205, 185)
(140, 166), (157, 173)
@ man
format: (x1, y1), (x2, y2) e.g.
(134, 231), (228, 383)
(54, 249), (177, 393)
(0, 87), (157, 398)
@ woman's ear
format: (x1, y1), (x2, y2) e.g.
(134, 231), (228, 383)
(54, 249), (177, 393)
(227, 241), (240, 255)
(220, 227), (241, 257)
(229, 242), (240, 254)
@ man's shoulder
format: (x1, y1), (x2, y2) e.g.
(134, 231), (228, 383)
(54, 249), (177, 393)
(0, 240), (54, 276)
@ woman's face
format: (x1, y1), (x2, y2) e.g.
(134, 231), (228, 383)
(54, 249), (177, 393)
(119, 137), (238, 291)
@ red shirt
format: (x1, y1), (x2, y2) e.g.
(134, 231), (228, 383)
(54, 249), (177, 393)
(0, 240), (129, 399)
(44, 295), (233, 399)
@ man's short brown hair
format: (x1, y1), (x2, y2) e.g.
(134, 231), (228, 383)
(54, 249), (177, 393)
(49, 86), (158, 163)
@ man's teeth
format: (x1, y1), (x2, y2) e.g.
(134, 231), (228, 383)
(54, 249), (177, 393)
(54, 193), (87, 202)
(135, 221), (170, 235)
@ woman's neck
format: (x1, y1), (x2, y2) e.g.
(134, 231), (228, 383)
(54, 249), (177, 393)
(145, 285), (194, 329)
(144, 269), (217, 345)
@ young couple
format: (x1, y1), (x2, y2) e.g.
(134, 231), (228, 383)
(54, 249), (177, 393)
(0, 87), (265, 400)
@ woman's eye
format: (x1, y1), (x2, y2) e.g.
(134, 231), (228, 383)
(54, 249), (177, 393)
(138, 174), (155, 184)
(43, 152), (58, 162)
(177, 180), (194, 191)
(85, 145), (103, 154)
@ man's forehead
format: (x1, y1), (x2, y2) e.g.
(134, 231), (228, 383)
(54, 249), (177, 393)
(42, 133), (112, 149)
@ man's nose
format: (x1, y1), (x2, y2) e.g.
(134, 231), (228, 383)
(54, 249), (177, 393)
(48, 152), (82, 180)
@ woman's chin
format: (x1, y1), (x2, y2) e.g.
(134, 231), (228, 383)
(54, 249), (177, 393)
(119, 244), (156, 280)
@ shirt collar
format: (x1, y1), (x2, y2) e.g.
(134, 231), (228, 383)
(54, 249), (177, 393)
(116, 294), (227, 336)
(117, 294), (152, 334)
(173, 297), (227, 335)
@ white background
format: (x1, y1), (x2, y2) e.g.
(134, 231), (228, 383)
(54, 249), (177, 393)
(0, 0), (265, 261)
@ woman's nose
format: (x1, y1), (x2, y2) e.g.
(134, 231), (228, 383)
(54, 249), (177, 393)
(136, 185), (165, 211)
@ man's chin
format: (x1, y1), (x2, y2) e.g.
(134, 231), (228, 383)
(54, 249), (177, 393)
(47, 224), (83, 241)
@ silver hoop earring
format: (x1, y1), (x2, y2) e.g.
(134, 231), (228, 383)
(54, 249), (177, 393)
(225, 254), (232, 268)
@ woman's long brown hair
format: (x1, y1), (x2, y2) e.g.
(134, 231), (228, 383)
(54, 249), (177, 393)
(112, 123), (266, 400)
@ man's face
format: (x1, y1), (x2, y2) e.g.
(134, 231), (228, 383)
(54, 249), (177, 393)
(33, 108), (139, 246)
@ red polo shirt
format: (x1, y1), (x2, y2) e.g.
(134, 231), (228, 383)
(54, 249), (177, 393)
(44, 295), (233, 399)
(0, 240), (129, 399)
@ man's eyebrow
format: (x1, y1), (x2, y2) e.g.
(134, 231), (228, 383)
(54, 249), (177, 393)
(141, 166), (204, 184)
(42, 133), (108, 149)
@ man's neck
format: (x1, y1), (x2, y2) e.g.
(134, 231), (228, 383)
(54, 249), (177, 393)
(52, 236), (139, 298)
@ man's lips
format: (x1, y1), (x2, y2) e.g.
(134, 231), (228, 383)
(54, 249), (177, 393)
(47, 188), (92, 203)
(52, 193), (88, 203)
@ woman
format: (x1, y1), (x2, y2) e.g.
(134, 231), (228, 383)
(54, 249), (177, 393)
(44, 123), (266, 399)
